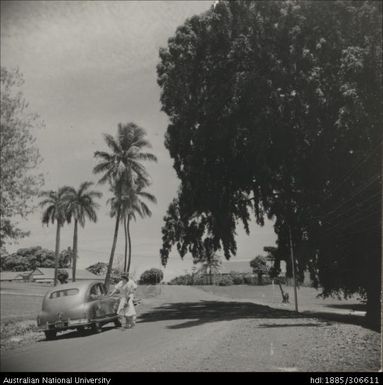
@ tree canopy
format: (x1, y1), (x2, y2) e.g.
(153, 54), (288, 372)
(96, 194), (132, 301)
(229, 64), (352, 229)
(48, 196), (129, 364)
(0, 246), (72, 271)
(157, 0), (382, 325)
(0, 67), (44, 248)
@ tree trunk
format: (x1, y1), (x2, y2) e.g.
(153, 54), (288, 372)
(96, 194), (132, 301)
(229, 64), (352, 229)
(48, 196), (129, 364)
(72, 219), (78, 282)
(127, 216), (132, 274)
(258, 272), (262, 285)
(54, 220), (61, 287)
(365, 248), (381, 330)
(105, 208), (120, 291)
(123, 216), (128, 272)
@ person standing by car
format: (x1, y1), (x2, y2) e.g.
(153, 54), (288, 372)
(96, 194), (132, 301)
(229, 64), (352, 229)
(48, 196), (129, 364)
(125, 292), (137, 328)
(110, 273), (137, 328)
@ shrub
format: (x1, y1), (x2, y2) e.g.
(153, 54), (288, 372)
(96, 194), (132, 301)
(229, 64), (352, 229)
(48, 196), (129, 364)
(139, 268), (164, 285)
(57, 269), (69, 284)
(260, 275), (272, 285)
(192, 275), (208, 285)
(168, 274), (193, 285)
(217, 275), (233, 286)
(243, 273), (255, 285)
(229, 272), (244, 285)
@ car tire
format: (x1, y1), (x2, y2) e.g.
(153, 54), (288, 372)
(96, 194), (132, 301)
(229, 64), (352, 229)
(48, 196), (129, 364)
(114, 318), (122, 327)
(44, 330), (57, 340)
(91, 322), (103, 333)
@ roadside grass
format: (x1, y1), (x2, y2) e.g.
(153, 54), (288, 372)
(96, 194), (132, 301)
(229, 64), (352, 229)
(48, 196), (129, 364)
(0, 320), (43, 351)
(1, 319), (40, 339)
(1, 293), (44, 322)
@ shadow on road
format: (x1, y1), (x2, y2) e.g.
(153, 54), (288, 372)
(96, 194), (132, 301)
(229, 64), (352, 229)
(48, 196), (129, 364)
(138, 300), (303, 329)
(301, 310), (379, 332)
(137, 300), (376, 331)
(324, 303), (366, 311)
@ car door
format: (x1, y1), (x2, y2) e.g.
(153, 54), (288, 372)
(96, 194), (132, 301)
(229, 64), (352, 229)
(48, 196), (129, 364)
(91, 283), (117, 319)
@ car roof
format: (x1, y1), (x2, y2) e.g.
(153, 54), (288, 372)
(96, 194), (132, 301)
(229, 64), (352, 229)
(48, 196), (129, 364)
(44, 280), (103, 295)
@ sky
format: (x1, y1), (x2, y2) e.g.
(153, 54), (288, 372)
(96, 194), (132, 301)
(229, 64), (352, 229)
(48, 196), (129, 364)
(1, 1), (277, 281)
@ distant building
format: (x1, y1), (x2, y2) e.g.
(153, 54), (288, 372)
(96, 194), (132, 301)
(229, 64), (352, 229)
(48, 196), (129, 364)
(31, 268), (104, 283)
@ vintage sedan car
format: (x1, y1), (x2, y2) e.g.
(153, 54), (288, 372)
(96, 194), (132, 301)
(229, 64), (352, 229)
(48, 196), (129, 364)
(37, 280), (121, 339)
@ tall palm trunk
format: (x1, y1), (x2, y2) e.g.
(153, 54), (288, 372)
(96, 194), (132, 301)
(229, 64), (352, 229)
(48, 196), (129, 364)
(72, 219), (78, 282)
(105, 207), (120, 291)
(126, 216), (132, 274)
(54, 220), (61, 287)
(123, 216), (128, 272)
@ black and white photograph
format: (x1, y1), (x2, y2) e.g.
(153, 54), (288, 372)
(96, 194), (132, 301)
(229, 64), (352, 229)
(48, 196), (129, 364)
(0, 0), (382, 376)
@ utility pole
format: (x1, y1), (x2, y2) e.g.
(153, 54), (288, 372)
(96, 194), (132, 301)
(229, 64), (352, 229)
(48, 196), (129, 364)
(289, 226), (299, 312)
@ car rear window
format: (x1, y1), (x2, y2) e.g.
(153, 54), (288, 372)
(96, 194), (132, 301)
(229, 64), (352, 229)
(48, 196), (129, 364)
(49, 288), (79, 299)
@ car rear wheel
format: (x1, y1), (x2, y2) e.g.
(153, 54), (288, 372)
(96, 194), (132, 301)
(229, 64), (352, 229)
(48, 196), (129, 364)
(91, 322), (103, 333)
(44, 330), (57, 340)
(114, 318), (122, 327)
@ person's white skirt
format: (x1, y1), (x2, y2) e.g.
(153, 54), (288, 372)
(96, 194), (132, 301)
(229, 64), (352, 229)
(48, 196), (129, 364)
(117, 297), (136, 317)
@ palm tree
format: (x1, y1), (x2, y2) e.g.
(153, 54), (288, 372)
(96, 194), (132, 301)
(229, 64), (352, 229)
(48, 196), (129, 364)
(63, 182), (102, 282)
(39, 187), (70, 286)
(93, 122), (157, 289)
(107, 177), (157, 273)
(117, 179), (157, 274)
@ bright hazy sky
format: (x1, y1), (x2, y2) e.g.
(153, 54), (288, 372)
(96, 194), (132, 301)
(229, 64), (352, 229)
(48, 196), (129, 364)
(1, 1), (277, 280)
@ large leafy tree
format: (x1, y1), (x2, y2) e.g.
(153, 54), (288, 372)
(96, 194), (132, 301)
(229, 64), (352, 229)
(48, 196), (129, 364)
(39, 188), (70, 286)
(0, 246), (71, 271)
(0, 67), (44, 248)
(63, 182), (102, 282)
(93, 122), (157, 288)
(157, 1), (382, 326)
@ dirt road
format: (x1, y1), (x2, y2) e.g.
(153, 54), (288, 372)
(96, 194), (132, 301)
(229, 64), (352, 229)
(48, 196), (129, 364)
(0, 286), (380, 372)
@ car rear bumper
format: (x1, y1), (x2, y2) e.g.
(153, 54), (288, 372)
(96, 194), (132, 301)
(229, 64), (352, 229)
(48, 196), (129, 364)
(38, 315), (119, 331)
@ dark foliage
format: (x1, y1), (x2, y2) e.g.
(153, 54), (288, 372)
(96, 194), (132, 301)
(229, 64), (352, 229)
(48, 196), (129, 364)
(157, 1), (382, 326)
(57, 269), (69, 284)
(139, 268), (164, 285)
(0, 246), (72, 271)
